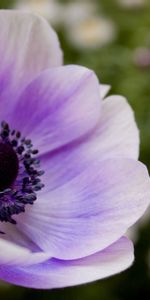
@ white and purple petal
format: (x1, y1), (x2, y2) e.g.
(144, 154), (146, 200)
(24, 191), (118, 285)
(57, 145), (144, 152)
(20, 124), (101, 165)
(14, 158), (150, 260)
(0, 237), (134, 288)
(0, 239), (51, 267)
(0, 10), (62, 84)
(0, 10), (62, 122)
(38, 95), (139, 193)
(100, 84), (111, 99)
(8, 65), (101, 153)
(84, 95), (139, 160)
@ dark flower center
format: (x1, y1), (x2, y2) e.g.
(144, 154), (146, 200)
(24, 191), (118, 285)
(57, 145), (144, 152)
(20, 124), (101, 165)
(0, 142), (19, 191)
(0, 121), (44, 226)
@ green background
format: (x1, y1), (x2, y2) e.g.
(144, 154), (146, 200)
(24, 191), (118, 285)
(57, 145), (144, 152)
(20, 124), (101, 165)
(0, 0), (150, 299)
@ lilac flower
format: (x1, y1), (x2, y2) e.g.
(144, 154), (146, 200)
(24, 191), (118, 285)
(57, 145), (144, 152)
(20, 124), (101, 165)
(0, 10), (149, 289)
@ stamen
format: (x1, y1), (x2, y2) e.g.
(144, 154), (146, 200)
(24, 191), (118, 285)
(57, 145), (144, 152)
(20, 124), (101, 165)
(0, 121), (44, 226)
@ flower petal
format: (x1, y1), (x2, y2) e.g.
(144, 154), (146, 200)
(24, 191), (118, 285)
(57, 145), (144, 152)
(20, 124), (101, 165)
(0, 10), (62, 122)
(38, 95), (139, 193)
(0, 10), (62, 85)
(15, 158), (150, 259)
(0, 237), (134, 289)
(9, 65), (101, 153)
(100, 84), (111, 99)
(0, 239), (51, 267)
(84, 95), (140, 160)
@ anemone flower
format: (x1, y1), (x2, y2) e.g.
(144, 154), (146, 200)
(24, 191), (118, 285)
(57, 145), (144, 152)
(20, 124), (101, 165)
(0, 10), (149, 289)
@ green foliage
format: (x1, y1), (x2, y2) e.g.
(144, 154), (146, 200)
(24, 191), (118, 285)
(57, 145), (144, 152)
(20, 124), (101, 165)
(0, 0), (15, 9)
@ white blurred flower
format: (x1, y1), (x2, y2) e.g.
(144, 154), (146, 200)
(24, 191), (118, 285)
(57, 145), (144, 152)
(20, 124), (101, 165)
(16, 0), (116, 50)
(65, 16), (116, 50)
(63, 0), (97, 25)
(117, 0), (146, 9)
(16, 0), (63, 26)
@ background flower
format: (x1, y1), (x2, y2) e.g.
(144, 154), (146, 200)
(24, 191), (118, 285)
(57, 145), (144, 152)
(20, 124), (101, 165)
(61, 0), (115, 49)
(117, 0), (146, 9)
(65, 16), (116, 49)
(15, 0), (117, 49)
(16, 0), (63, 26)
(133, 47), (150, 68)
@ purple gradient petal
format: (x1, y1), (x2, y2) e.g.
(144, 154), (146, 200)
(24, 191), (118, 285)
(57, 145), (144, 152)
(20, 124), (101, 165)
(0, 10), (62, 86)
(0, 222), (39, 251)
(0, 239), (51, 267)
(100, 84), (111, 99)
(0, 10), (148, 289)
(14, 158), (150, 260)
(85, 95), (139, 160)
(38, 95), (139, 193)
(0, 10), (62, 124)
(0, 237), (134, 289)
(8, 65), (101, 152)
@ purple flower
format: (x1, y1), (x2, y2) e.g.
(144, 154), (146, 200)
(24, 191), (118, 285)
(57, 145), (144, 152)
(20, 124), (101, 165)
(0, 10), (149, 289)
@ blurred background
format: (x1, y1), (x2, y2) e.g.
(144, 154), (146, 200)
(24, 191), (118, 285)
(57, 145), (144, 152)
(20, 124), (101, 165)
(0, 0), (150, 299)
